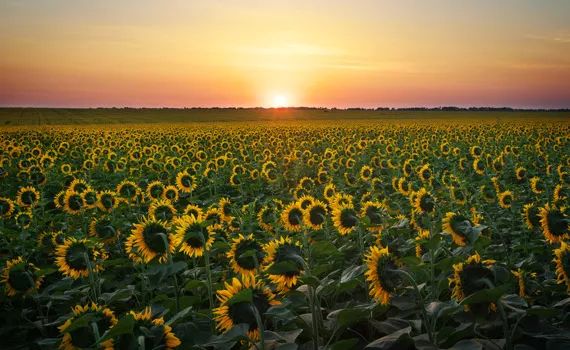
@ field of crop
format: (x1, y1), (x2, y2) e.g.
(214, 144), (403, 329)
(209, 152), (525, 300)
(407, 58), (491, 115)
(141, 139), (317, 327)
(1, 112), (570, 349)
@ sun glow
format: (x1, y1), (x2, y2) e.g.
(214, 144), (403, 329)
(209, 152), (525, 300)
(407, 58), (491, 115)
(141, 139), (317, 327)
(272, 95), (289, 107)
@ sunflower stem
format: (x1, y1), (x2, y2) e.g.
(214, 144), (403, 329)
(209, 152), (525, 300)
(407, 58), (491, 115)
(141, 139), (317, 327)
(25, 271), (46, 336)
(249, 303), (265, 350)
(83, 252), (98, 302)
(204, 249), (215, 323)
(387, 268), (433, 343)
(159, 232), (180, 313)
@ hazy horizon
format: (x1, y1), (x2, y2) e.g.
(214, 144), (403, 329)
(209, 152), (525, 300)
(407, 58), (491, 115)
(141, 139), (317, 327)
(1, 0), (570, 109)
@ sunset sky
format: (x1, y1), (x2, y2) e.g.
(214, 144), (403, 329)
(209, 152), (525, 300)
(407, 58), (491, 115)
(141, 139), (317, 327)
(1, 0), (569, 108)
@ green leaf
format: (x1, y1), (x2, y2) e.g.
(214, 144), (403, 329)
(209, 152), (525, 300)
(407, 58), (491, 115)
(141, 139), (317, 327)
(184, 279), (207, 291)
(365, 327), (413, 349)
(61, 313), (94, 333)
(166, 306), (193, 326)
(526, 307), (561, 317)
(276, 343), (298, 350)
(301, 275), (320, 288)
(266, 261), (300, 275)
(312, 241), (341, 258)
(98, 315), (135, 343)
(226, 289), (252, 307)
(332, 338), (359, 350)
(340, 265), (364, 284)
(460, 285), (507, 305)
(203, 323), (250, 346)
(328, 307), (370, 328)
(449, 339), (483, 350)
(35, 268), (57, 277)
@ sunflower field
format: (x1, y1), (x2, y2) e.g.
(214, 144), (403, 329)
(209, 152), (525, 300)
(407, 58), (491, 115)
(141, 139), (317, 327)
(1, 120), (570, 350)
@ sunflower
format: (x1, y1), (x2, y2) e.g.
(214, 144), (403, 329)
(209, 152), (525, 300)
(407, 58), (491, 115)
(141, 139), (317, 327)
(323, 183), (336, 202)
(364, 245), (400, 305)
(227, 234), (265, 277)
(204, 207), (222, 226)
(473, 159), (485, 175)
(219, 197), (234, 222)
(263, 236), (305, 293)
(480, 184), (495, 202)
(0, 197), (15, 218)
(176, 215), (214, 258)
(113, 307), (180, 349)
(149, 199), (177, 222)
(360, 165), (373, 181)
(397, 177), (410, 195)
(413, 188), (435, 214)
(498, 191), (514, 209)
(332, 202), (358, 235)
(1, 257), (42, 296)
(17, 186), (40, 208)
(554, 241), (570, 294)
(214, 276), (280, 342)
(130, 216), (181, 263)
(418, 163), (431, 181)
(55, 238), (107, 279)
(162, 185), (179, 203)
(257, 205), (277, 232)
(117, 180), (140, 201)
(516, 167), (527, 181)
(81, 188), (98, 209)
(360, 201), (386, 233)
(52, 230), (67, 246)
(68, 179), (89, 194)
(303, 200), (328, 230)
(96, 190), (119, 213)
(553, 184), (568, 203)
(442, 212), (474, 246)
(522, 203), (541, 230)
(449, 252), (497, 313)
(415, 229), (431, 259)
(63, 190), (84, 215)
(58, 302), (117, 350)
(297, 195), (315, 211)
(183, 204), (204, 220)
(124, 234), (143, 263)
(146, 180), (165, 201)
(15, 211), (33, 229)
(90, 216), (120, 244)
(511, 268), (537, 299)
(280, 202), (304, 232)
(539, 203), (569, 243)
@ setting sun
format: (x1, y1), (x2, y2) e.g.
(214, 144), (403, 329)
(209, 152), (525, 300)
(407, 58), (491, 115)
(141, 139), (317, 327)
(272, 95), (289, 108)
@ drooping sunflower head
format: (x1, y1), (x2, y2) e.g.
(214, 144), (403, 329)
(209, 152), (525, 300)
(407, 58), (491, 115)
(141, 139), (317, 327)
(177, 203), (199, 219)
(58, 302), (117, 350)
(213, 276), (281, 342)
(63, 190), (84, 215)
(539, 203), (569, 243)
(227, 234), (265, 277)
(218, 197), (234, 222)
(449, 252), (497, 313)
(413, 188), (435, 214)
(442, 212), (474, 246)
(511, 268), (537, 299)
(522, 203), (541, 230)
(280, 202), (304, 232)
(0, 197), (15, 218)
(89, 216), (120, 244)
(332, 203), (358, 235)
(553, 241), (570, 294)
(360, 201), (386, 233)
(1, 257), (42, 297)
(204, 207), (222, 225)
(17, 186), (40, 208)
(303, 200), (328, 230)
(130, 216), (180, 264)
(364, 245), (400, 305)
(55, 238), (107, 279)
(263, 236), (305, 293)
(498, 191), (514, 209)
(114, 307), (181, 350)
(415, 229), (431, 259)
(176, 215), (214, 258)
(149, 198), (177, 222)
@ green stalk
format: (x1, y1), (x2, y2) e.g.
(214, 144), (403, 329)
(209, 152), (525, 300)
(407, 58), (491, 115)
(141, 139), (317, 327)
(204, 249), (215, 318)
(249, 303), (265, 350)
(83, 253), (98, 302)
(159, 233), (180, 313)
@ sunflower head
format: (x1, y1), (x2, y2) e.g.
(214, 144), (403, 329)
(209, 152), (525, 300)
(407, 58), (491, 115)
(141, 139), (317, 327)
(539, 203), (569, 243)
(530, 177), (545, 194)
(1, 257), (42, 297)
(17, 186), (40, 208)
(176, 215), (214, 258)
(58, 302), (117, 350)
(64, 190), (84, 215)
(449, 252), (497, 314)
(149, 199), (177, 222)
(522, 203), (541, 230)
(364, 246), (400, 305)
(214, 276), (280, 342)
(264, 236), (305, 293)
(303, 200), (328, 230)
(96, 190), (119, 213)
(90, 216), (120, 244)
(280, 202), (304, 232)
(55, 238), (107, 279)
(219, 198), (234, 222)
(332, 203), (358, 235)
(227, 234), (265, 277)
(413, 188), (435, 214)
(442, 212), (476, 246)
(113, 307), (180, 349)
(553, 241), (570, 294)
(257, 205), (277, 232)
(360, 201), (386, 233)
(129, 217), (177, 264)
(498, 191), (514, 209)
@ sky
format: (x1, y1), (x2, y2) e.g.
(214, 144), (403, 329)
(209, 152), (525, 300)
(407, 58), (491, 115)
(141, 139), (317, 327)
(1, 0), (569, 108)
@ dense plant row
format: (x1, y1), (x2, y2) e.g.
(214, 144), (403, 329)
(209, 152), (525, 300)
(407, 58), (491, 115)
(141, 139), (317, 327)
(1, 120), (569, 349)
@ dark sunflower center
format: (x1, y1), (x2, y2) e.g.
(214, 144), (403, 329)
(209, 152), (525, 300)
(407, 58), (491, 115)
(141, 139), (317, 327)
(8, 264), (34, 291)
(96, 220), (115, 239)
(340, 208), (358, 229)
(69, 324), (96, 348)
(68, 194), (83, 211)
(275, 244), (303, 276)
(119, 184), (136, 197)
(84, 192), (97, 205)
(365, 206), (383, 225)
(261, 209), (275, 224)
(287, 208), (303, 226)
(363, 169), (371, 178)
(0, 200), (11, 215)
(185, 224), (208, 248)
(154, 206), (174, 221)
(222, 204), (231, 216)
(528, 207), (541, 227)
(547, 210), (568, 236)
(419, 196), (434, 213)
(73, 184), (88, 193)
(502, 195), (512, 205)
(164, 190), (177, 200)
(150, 185), (164, 199)
(142, 223), (169, 253)
(309, 206), (326, 225)
(476, 162), (485, 171)
(326, 189), (334, 198)
(21, 191), (36, 205)
(460, 264), (493, 297)
(181, 175), (192, 187)
(66, 243), (93, 271)
(101, 195), (114, 209)
(300, 200), (312, 210)
(376, 257), (399, 293)
(561, 251), (570, 277)
(228, 291), (270, 331)
(235, 240), (263, 270)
